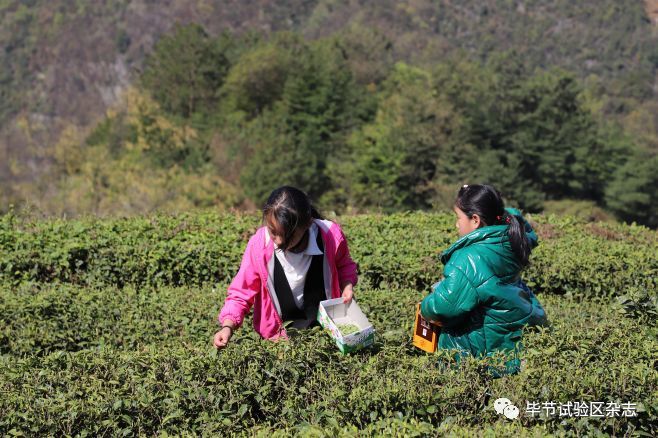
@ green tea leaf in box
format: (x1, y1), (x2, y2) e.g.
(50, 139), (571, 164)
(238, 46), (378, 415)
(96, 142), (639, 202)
(317, 298), (375, 353)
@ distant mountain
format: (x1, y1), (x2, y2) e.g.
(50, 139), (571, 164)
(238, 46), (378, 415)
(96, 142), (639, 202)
(1, 0), (656, 202)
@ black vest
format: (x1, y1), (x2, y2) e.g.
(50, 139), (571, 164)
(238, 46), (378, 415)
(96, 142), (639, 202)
(273, 229), (325, 329)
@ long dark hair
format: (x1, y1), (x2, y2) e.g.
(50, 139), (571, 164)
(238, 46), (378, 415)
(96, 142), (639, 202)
(263, 186), (322, 251)
(455, 184), (531, 267)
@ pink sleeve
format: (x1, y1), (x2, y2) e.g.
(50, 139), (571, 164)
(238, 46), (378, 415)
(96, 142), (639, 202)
(333, 224), (358, 287)
(218, 234), (261, 328)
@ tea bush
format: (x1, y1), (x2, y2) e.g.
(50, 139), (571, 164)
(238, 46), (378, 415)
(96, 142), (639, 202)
(0, 282), (220, 356)
(1, 211), (656, 306)
(0, 211), (656, 435)
(0, 286), (656, 436)
(0, 211), (259, 287)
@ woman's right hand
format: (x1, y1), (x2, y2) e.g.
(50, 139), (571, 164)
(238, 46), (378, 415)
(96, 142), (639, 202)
(213, 326), (233, 349)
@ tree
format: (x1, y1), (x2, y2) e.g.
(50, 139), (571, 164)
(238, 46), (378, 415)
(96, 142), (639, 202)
(141, 24), (231, 118)
(332, 25), (394, 86)
(220, 42), (293, 119)
(509, 70), (610, 201)
(240, 40), (367, 203)
(122, 89), (205, 170)
(218, 32), (310, 120)
(333, 63), (462, 211)
(605, 153), (658, 228)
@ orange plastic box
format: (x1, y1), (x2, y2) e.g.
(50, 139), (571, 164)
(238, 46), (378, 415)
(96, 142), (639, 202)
(412, 304), (440, 353)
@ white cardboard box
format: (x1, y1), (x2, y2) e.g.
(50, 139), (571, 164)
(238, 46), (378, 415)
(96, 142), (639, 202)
(317, 298), (375, 353)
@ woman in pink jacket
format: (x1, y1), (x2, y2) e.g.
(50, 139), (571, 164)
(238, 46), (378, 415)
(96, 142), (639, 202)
(213, 186), (358, 348)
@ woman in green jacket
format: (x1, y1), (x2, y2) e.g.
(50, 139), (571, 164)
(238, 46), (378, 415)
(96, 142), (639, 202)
(421, 184), (548, 375)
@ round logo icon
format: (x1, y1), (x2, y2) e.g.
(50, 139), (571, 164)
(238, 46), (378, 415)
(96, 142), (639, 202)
(493, 397), (519, 420)
(503, 404), (520, 420)
(494, 397), (512, 415)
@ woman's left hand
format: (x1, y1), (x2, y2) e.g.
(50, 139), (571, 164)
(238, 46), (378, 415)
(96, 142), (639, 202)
(341, 283), (354, 303)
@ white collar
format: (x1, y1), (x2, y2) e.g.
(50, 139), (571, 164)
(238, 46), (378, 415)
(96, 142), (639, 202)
(304, 223), (323, 255)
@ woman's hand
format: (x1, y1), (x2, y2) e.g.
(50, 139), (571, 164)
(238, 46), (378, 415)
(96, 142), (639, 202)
(213, 321), (235, 349)
(418, 301), (443, 327)
(341, 283), (354, 303)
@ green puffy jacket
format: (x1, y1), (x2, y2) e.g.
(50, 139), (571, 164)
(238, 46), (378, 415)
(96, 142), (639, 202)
(420, 208), (547, 375)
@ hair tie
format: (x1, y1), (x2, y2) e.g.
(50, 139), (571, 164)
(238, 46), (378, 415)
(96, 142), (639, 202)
(496, 214), (511, 224)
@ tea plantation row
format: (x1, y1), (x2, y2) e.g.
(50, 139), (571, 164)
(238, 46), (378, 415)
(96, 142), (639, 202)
(1, 284), (656, 436)
(1, 211), (656, 313)
(1, 211), (656, 435)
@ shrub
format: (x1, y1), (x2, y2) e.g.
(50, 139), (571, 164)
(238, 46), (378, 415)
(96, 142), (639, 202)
(1, 211), (655, 303)
(0, 292), (655, 436)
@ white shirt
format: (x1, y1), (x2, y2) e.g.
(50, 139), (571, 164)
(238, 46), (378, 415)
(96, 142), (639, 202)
(273, 223), (323, 308)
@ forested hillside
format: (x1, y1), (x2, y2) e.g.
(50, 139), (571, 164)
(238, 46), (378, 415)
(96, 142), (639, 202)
(1, 0), (657, 226)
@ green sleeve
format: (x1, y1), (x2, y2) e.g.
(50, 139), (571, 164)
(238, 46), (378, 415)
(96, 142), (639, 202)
(520, 281), (549, 326)
(420, 264), (481, 328)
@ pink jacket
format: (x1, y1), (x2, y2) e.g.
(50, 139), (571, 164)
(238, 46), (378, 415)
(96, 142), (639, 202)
(218, 219), (358, 339)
